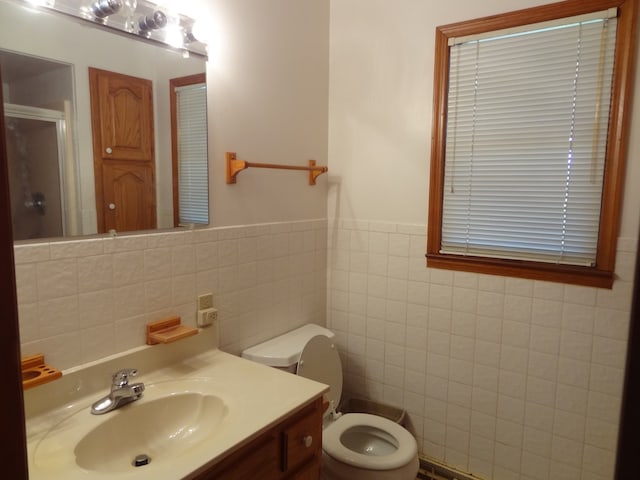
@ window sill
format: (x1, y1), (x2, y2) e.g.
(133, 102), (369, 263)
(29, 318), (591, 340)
(426, 253), (614, 289)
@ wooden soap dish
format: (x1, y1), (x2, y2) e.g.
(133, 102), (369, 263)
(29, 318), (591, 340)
(21, 354), (62, 390)
(146, 315), (198, 345)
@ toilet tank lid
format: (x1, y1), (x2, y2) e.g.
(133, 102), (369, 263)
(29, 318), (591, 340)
(241, 324), (335, 368)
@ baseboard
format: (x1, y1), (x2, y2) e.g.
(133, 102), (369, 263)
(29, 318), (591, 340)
(418, 456), (484, 480)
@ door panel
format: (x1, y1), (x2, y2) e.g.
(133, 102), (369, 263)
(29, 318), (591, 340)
(89, 67), (156, 233)
(102, 161), (155, 232)
(91, 68), (153, 161)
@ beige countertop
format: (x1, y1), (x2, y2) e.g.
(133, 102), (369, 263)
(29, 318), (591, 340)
(24, 327), (328, 480)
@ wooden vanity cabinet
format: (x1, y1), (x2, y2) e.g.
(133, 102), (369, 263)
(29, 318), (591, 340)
(191, 397), (323, 480)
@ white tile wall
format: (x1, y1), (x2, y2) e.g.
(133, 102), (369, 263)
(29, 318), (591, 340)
(328, 219), (635, 480)
(15, 220), (327, 369)
(14, 216), (635, 480)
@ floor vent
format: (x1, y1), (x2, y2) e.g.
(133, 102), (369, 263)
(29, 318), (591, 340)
(418, 456), (482, 480)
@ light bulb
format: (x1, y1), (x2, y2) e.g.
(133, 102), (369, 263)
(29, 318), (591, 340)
(164, 24), (184, 49)
(138, 9), (167, 32)
(191, 17), (210, 44)
(91, 0), (123, 18)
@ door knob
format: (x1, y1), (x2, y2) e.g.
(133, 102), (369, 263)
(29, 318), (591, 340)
(108, 203), (116, 210)
(105, 147), (113, 154)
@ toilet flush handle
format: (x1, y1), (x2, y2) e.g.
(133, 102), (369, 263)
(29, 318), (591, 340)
(303, 435), (313, 448)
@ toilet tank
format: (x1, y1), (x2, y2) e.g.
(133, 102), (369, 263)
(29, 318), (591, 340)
(241, 324), (334, 372)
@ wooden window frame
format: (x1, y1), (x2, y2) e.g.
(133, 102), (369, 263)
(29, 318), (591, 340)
(170, 72), (207, 228)
(427, 0), (638, 288)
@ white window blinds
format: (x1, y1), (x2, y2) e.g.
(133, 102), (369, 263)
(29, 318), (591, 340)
(176, 82), (209, 225)
(442, 11), (617, 266)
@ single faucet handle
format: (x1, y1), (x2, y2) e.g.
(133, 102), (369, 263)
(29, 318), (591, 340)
(111, 368), (138, 388)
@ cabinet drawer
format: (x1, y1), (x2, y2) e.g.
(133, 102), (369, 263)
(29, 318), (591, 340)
(281, 405), (322, 473)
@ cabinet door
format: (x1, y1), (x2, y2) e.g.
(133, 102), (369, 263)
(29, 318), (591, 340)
(190, 397), (323, 480)
(281, 401), (323, 474)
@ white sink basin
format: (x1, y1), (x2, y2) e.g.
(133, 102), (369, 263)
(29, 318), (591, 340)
(32, 378), (231, 475)
(75, 392), (227, 473)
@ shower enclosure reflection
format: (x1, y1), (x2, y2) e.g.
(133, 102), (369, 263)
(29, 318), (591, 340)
(1, 48), (76, 240)
(5, 106), (72, 240)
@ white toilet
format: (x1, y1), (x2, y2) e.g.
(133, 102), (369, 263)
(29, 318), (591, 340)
(242, 324), (419, 480)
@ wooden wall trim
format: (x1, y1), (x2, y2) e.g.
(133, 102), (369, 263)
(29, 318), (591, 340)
(0, 71), (29, 479)
(616, 232), (640, 478)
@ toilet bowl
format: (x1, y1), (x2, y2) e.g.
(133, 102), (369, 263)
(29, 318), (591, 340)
(242, 324), (419, 480)
(322, 413), (420, 480)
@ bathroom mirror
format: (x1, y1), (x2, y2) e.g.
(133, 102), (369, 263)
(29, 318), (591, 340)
(0, 0), (208, 240)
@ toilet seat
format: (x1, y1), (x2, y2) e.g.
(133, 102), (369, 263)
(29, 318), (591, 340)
(323, 413), (418, 470)
(296, 334), (342, 413)
(296, 334), (418, 471)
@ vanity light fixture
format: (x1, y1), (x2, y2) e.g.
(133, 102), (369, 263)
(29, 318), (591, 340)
(18, 0), (208, 57)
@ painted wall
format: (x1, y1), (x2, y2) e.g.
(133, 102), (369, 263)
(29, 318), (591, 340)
(327, 1), (639, 480)
(206, 0), (330, 226)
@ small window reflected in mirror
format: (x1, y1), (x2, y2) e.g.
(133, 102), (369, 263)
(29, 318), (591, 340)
(170, 73), (208, 227)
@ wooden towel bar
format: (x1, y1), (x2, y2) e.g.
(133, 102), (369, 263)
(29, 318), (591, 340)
(226, 152), (328, 185)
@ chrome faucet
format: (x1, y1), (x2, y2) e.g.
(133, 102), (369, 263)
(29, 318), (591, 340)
(91, 368), (145, 415)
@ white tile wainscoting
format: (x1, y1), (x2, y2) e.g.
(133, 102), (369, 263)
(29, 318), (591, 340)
(327, 219), (635, 480)
(14, 220), (327, 369)
(13, 215), (636, 480)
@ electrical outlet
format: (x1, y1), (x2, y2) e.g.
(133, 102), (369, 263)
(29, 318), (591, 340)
(197, 307), (217, 327)
(197, 293), (213, 310)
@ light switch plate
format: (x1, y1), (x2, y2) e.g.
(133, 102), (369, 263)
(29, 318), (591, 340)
(197, 293), (213, 310)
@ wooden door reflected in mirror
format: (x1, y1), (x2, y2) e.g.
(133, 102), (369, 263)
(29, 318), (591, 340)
(89, 67), (157, 234)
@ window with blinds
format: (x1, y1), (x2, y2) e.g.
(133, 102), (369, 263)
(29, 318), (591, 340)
(427, 0), (638, 288)
(176, 82), (208, 225)
(443, 10), (616, 266)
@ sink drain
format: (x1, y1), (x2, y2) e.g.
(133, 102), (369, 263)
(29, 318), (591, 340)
(133, 454), (151, 467)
